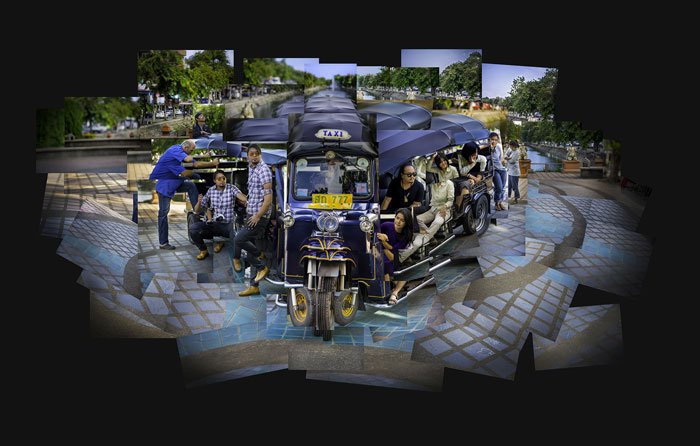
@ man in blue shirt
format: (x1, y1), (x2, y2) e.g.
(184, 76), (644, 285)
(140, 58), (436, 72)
(149, 139), (219, 250)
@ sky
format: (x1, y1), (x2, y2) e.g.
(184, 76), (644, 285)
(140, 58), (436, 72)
(185, 50), (235, 66)
(482, 63), (553, 98)
(401, 49), (480, 73)
(304, 63), (356, 79)
(275, 58), (320, 72)
(357, 66), (383, 76)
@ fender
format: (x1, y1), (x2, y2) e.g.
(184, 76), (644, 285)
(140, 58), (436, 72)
(299, 236), (357, 268)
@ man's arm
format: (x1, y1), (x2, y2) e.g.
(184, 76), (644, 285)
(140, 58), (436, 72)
(256, 182), (273, 217)
(194, 193), (205, 214)
(179, 158), (220, 177)
(412, 182), (425, 208)
(381, 196), (392, 211)
(248, 181), (272, 227)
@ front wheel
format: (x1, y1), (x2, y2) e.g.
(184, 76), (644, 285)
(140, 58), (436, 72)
(317, 276), (336, 341)
(463, 194), (490, 236)
(333, 291), (358, 326)
(288, 287), (314, 327)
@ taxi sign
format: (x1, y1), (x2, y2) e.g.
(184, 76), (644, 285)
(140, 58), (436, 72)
(309, 194), (353, 209)
(315, 129), (351, 141)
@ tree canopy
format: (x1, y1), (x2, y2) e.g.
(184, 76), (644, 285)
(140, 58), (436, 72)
(439, 51), (482, 98)
(138, 50), (235, 102)
(521, 119), (603, 147)
(243, 58), (326, 87)
(65, 97), (141, 134)
(508, 68), (558, 118)
(357, 67), (438, 94)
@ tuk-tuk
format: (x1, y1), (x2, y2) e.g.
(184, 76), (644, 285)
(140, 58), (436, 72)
(280, 113), (387, 340)
(376, 126), (492, 267)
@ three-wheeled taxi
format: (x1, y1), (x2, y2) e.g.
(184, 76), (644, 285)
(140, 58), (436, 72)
(279, 112), (389, 340)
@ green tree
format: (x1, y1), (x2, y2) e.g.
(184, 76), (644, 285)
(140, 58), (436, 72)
(508, 68), (558, 118)
(36, 108), (64, 148)
(137, 50), (187, 99)
(243, 57), (275, 86)
(184, 50), (234, 101)
(375, 66), (393, 88)
(439, 51), (482, 97)
(64, 97), (84, 136)
(66, 97), (140, 132)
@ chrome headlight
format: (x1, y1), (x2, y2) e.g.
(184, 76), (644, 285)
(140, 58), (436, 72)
(359, 215), (373, 233)
(317, 212), (339, 233)
(283, 212), (295, 228)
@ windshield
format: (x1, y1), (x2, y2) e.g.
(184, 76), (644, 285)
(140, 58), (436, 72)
(293, 155), (372, 200)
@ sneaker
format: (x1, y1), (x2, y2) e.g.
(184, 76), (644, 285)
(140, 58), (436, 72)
(239, 286), (260, 296)
(254, 266), (270, 283)
(214, 242), (224, 253)
(159, 243), (176, 250)
(196, 250), (209, 260)
(232, 258), (242, 272)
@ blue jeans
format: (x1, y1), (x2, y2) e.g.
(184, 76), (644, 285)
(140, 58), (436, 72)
(233, 217), (269, 285)
(189, 221), (231, 251)
(493, 169), (507, 204)
(157, 181), (198, 245)
(508, 175), (520, 199)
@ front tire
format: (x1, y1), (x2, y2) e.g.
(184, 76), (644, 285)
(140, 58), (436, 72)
(333, 291), (358, 326)
(317, 276), (336, 341)
(288, 287), (313, 327)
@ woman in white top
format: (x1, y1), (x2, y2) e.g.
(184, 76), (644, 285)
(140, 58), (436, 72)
(489, 132), (507, 211)
(427, 153), (459, 183)
(505, 140), (521, 203)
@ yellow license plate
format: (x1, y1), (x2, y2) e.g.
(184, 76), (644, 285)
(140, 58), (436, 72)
(309, 194), (353, 209)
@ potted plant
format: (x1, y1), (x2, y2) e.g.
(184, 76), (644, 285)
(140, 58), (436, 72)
(563, 146), (581, 173)
(518, 143), (531, 177)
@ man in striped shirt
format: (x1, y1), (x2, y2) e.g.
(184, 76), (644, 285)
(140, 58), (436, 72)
(233, 144), (273, 296)
(189, 170), (247, 260)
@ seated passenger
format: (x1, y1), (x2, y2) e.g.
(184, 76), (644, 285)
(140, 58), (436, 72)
(417, 179), (454, 241)
(427, 153), (459, 183)
(377, 208), (413, 305)
(189, 170), (247, 260)
(381, 163), (425, 213)
(454, 142), (487, 210)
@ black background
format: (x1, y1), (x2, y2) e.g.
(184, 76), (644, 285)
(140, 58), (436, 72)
(28, 17), (665, 415)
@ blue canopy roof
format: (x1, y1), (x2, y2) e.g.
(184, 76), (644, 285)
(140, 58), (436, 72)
(194, 136), (226, 150)
(274, 96), (305, 117)
(430, 114), (490, 141)
(359, 102), (432, 130)
(222, 143), (287, 165)
(289, 113), (371, 143)
(304, 97), (357, 113)
(229, 118), (289, 141)
(377, 130), (454, 175)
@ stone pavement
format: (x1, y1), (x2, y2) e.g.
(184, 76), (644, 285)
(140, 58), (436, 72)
(43, 165), (650, 390)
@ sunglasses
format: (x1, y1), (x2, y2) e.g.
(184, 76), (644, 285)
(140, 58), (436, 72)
(403, 172), (417, 177)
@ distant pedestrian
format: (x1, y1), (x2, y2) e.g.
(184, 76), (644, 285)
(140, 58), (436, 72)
(505, 140), (521, 204)
(192, 112), (212, 138)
